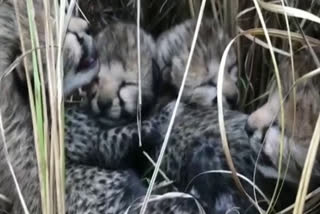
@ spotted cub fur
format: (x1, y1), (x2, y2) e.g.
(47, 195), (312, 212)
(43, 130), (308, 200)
(65, 102), (200, 214)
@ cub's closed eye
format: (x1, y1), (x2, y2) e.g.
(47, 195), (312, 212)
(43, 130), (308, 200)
(271, 120), (279, 127)
(125, 82), (137, 86)
(120, 81), (137, 88)
(207, 80), (216, 87)
(198, 80), (216, 87)
(85, 27), (92, 35)
(118, 81), (138, 93)
(228, 62), (237, 74)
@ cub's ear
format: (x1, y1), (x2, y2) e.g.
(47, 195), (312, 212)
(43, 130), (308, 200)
(152, 58), (162, 97)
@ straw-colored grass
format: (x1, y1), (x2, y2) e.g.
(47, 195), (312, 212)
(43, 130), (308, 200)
(139, 1), (207, 213)
(10, 1), (71, 213)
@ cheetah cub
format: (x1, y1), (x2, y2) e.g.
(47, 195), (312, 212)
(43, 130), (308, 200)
(0, 2), (98, 211)
(156, 18), (238, 108)
(246, 48), (320, 186)
(64, 22), (201, 213)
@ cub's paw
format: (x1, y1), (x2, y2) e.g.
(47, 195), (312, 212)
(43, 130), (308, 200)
(160, 100), (185, 120)
(63, 17), (100, 96)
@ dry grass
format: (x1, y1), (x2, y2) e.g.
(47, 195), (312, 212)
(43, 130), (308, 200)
(9, 0), (71, 213)
(139, 1), (208, 213)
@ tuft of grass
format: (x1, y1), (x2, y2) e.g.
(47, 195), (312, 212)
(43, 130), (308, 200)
(293, 115), (320, 214)
(11, 0), (72, 213)
(126, 192), (206, 214)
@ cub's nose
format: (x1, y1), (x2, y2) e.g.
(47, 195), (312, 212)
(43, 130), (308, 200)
(245, 121), (256, 138)
(91, 94), (113, 115)
(97, 100), (112, 115)
(84, 77), (99, 97)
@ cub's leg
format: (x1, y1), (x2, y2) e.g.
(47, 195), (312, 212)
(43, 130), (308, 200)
(65, 101), (181, 170)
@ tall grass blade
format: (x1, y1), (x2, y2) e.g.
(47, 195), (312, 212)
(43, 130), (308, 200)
(251, 0), (286, 212)
(136, 0), (142, 147)
(217, 35), (267, 213)
(293, 115), (320, 214)
(139, 1), (207, 213)
(258, 0), (320, 24)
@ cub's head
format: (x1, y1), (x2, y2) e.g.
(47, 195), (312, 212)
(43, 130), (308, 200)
(246, 48), (320, 182)
(63, 17), (99, 96)
(88, 23), (158, 123)
(156, 19), (238, 108)
(13, 15), (99, 97)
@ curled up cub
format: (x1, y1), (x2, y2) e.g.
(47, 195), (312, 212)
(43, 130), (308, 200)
(0, 1), (98, 212)
(246, 48), (320, 186)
